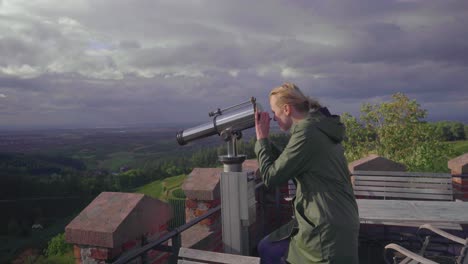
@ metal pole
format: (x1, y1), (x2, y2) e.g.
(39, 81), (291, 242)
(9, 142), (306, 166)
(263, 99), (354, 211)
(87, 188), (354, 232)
(223, 136), (243, 172)
(219, 133), (248, 255)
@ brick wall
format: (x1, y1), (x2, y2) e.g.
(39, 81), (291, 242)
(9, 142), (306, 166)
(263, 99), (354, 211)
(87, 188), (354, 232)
(65, 192), (172, 264)
(449, 153), (468, 201)
(182, 168), (223, 252)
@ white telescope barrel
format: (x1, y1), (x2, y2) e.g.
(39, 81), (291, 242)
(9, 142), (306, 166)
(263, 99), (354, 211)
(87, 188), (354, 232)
(176, 99), (260, 145)
(176, 122), (218, 145)
(215, 107), (255, 133)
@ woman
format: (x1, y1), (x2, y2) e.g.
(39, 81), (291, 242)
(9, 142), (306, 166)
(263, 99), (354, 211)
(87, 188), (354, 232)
(255, 83), (359, 264)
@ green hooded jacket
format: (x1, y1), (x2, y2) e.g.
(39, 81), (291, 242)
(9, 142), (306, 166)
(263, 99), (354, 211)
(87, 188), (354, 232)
(255, 109), (360, 264)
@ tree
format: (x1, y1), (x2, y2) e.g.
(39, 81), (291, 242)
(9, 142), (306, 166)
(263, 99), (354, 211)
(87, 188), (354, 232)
(465, 124), (468, 140)
(343, 93), (453, 172)
(433, 121), (453, 141)
(451, 122), (466, 140)
(341, 113), (374, 162)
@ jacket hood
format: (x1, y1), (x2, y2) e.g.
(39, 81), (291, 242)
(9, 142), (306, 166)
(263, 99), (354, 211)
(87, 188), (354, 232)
(314, 108), (345, 143)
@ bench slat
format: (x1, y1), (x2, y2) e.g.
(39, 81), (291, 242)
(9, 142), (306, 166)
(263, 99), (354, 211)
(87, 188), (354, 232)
(179, 260), (206, 264)
(359, 221), (462, 230)
(354, 190), (452, 200)
(354, 180), (452, 189)
(353, 170), (451, 178)
(354, 175), (452, 184)
(178, 248), (260, 264)
(354, 186), (453, 195)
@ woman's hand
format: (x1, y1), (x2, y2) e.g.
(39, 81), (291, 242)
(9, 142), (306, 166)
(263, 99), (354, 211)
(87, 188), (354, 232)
(255, 111), (271, 140)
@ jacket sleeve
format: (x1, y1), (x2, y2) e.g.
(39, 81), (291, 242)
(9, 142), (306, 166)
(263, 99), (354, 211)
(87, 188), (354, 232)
(270, 141), (282, 159)
(255, 128), (308, 187)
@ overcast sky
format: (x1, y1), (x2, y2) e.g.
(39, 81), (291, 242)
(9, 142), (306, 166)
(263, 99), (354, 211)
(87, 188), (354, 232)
(1, 0), (467, 129)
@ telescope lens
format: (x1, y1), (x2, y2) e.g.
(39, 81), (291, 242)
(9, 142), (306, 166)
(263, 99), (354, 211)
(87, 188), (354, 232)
(176, 130), (186, 145)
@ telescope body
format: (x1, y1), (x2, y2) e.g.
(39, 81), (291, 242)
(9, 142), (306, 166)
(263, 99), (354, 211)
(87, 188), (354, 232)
(176, 98), (259, 145)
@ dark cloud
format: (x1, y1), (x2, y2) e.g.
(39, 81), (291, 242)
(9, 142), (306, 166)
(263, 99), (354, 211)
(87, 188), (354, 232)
(0, 0), (467, 129)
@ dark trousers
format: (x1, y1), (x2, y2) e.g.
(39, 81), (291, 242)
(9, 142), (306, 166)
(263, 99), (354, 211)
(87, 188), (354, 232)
(258, 235), (290, 264)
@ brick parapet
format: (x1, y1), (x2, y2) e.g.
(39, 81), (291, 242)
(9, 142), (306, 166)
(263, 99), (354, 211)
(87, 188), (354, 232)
(71, 228), (171, 264)
(66, 192), (172, 264)
(452, 174), (468, 201)
(449, 154), (468, 201)
(181, 161), (260, 254)
(185, 197), (221, 231)
(348, 154), (407, 172)
(448, 153), (468, 175)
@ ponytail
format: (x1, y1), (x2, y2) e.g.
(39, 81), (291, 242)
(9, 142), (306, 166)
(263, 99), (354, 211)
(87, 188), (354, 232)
(307, 97), (321, 111)
(270, 83), (321, 113)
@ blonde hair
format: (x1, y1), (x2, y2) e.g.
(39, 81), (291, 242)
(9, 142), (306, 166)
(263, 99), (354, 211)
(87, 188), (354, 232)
(269, 83), (321, 113)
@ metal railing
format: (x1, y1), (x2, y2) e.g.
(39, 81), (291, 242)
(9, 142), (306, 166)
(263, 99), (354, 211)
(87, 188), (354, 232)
(112, 205), (221, 264)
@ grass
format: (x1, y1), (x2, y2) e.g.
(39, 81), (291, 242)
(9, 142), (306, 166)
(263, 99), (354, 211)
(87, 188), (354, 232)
(163, 174), (187, 190)
(448, 140), (468, 156)
(134, 174), (187, 201)
(134, 179), (164, 199)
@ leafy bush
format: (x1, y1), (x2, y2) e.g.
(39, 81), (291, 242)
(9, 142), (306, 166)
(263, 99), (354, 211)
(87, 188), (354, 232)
(44, 233), (72, 257)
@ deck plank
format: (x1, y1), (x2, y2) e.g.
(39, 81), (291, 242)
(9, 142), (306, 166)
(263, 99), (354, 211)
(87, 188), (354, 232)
(178, 247), (260, 264)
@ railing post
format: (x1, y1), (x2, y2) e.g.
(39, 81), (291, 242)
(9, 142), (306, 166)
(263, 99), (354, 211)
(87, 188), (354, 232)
(141, 236), (148, 264)
(169, 233), (182, 264)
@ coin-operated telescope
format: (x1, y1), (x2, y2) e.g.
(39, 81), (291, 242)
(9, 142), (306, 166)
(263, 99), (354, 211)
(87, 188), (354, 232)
(176, 97), (261, 172)
(176, 97), (260, 255)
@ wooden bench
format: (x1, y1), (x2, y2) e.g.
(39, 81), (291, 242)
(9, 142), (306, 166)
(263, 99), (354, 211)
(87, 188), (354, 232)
(353, 170), (459, 230)
(352, 170), (453, 201)
(178, 247), (260, 264)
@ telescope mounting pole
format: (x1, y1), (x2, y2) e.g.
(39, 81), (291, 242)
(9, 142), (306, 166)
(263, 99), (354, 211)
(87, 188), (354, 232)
(219, 129), (245, 172)
(218, 129), (253, 256)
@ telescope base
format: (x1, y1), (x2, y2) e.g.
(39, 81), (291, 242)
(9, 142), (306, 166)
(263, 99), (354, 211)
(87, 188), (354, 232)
(219, 155), (246, 172)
